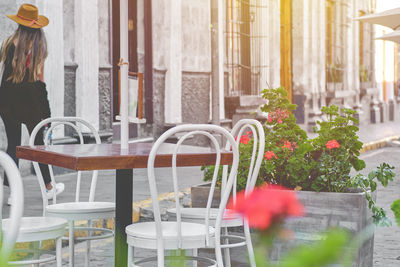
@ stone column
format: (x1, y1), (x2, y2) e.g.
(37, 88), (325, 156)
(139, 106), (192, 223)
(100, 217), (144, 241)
(74, 0), (100, 130)
(20, 0), (65, 121)
(310, 0), (318, 96)
(318, 0), (326, 96)
(98, 0), (112, 131)
(35, 0), (65, 137)
(165, 0), (182, 124)
(269, 0), (280, 88)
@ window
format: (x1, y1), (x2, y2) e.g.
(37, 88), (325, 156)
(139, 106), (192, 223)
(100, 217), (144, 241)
(225, 0), (268, 96)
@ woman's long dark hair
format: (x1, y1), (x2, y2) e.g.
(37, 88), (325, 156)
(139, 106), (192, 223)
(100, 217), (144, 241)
(0, 25), (48, 83)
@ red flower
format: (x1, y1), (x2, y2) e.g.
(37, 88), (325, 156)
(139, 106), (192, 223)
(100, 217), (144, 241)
(268, 114), (273, 123)
(282, 141), (291, 150)
(227, 184), (304, 230)
(326, 139), (340, 149)
(264, 151), (277, 160)
(267, 109), (289, 124)
(236, 134), (250, 145)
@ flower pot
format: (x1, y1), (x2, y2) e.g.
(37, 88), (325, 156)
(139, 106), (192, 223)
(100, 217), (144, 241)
(191, 183), (221, 208)
(270, 190), (374, 267)
(190, 184), (374, 267)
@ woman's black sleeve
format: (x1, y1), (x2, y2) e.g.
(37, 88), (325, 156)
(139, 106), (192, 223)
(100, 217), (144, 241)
(35, 81), (51, 119)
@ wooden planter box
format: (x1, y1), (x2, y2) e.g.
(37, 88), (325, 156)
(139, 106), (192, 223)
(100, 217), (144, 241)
(271, 190), (374, 267)
(191, 184), (374, 267)
(191, 183), (221, 208)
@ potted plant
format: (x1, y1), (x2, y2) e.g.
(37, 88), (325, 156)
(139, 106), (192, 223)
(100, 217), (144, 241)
(199, 87), (395, 267)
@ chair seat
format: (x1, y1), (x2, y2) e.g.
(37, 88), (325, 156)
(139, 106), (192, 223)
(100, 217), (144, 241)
(166, 208), (243, 227)
(46, 201), (115, 221)
(2, 217), (68, 242)
(126, 221), (215, 250)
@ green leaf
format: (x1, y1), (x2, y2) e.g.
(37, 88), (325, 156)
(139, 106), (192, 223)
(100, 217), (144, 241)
(391, 199), (400, 227)
(278, 229), (350, 267)
(352, 159), (366, 171)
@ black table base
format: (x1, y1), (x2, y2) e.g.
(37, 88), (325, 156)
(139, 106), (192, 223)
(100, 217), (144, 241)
(115, 169), (133, 267)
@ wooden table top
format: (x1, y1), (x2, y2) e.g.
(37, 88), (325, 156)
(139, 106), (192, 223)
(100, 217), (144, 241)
(16, 143), (233, 171)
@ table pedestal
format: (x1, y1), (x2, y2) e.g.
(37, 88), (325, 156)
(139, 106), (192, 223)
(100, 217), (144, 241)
(115, 169), (133, 267)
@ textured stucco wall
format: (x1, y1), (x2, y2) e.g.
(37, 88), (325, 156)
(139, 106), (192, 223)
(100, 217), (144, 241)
(0, 1), (18, 42)
(182, 72), (210, 123)
(64, 64), (78, 117)
(151, 0), (211, 125)
(98, 0), (112, 131)
(63, 0), (75, 63)
(153, 69), (166, 138)
(181, 0), (211, 72)
(98, 0), (110, 67)
(36, 0), (65, 121)
(74, 0), (100, 130)
(99, 66), (112, 131)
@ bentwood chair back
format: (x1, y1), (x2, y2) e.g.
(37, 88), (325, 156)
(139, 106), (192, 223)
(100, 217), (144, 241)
(30, 117), (101, 209)
(29, 117), (115, 267)
(0, 151), (23, 265)
(223, 119), (265, 196)
(125, 124), (240, 267)
(167, 119), (265, 267)
(221, 119), (264, 267)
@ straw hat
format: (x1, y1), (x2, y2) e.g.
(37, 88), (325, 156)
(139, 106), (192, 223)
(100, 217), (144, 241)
(7, 4), (49, 29)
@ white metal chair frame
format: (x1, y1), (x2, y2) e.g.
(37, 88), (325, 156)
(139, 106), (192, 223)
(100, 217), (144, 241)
(0, 151), (67, 266)
(220, 119), (265, 267)
(125, 124), (240, 267)
(0, 151), (24, 265)
(29, 117), (115, 267)
(167, 119), (265, 267)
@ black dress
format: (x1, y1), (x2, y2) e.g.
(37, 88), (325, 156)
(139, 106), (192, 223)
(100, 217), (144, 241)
(0, 43), (51, 185)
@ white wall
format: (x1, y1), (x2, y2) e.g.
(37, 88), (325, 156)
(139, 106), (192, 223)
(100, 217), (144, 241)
(74, 0), (100, 130)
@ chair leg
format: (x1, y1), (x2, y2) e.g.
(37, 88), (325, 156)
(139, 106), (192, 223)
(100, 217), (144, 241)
(244, 222), (256, 267)
(56, 237), (62, 267)
(127, 244), (133, 267)
(33, 241), (40, 267)
(157, 243), (164, 267)
(85, 220), (92, 267)
(215, 240), (224, 267)
(192, 248), (198, 267)
(69, 221), (75, 267)
(223, 227), (231, 267)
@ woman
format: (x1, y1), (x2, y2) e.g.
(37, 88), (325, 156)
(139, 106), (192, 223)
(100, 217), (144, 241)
(0, 4), (64, 201)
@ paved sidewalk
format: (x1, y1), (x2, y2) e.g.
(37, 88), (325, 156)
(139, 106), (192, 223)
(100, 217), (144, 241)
(360, 147), (400, 267)
(3, 120), (400, 266)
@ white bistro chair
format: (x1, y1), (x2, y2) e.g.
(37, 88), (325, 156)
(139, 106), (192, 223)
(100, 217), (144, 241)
(29, 117), (115, 267)
(125, 124), (240, 267)
(167, 119), (265, 267)
(0, 151), (67, 266)
(0, 151), (24, 265)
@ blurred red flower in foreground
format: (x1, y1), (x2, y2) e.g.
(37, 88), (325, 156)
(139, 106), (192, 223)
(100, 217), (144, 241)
(227, 184), (304, 230)
(325, 139), (340, 149)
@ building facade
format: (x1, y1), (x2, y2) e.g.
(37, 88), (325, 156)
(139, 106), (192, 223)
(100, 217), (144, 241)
(0, 0), (393, 157)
